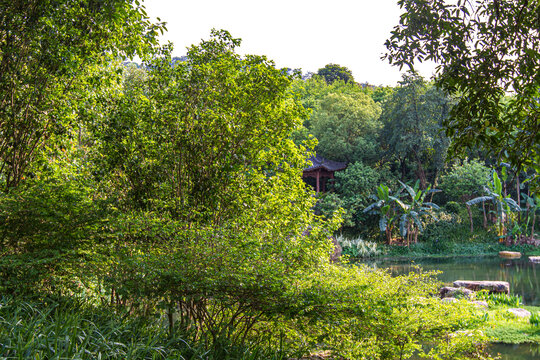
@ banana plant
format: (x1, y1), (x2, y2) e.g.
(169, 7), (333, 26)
(466, 172), (521, 240)
(394, 180), (441, 246)
(363, 184), (401, 244)
(522, 193), (539, 241)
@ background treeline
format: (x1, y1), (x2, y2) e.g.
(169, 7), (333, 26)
(292, 65), (539, 256)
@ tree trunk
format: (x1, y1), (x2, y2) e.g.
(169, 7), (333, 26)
(168, 307), (174, 334)
(517, 175), (521, 223)
(430, 168), (440, 202)
(413, 150), (427, 189)
(482, 201), (487, 229)
(531, 211), (536, 242)
(467, 205), (474, 233)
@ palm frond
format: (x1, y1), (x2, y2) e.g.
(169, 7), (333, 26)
(399, 214), (408, 237)
(379, 217), (388, 232)
(398, 180), (416, 199)
(410, 211), (423, 232)
(466, 196), (493, 206)
(423, 202), (440, 210)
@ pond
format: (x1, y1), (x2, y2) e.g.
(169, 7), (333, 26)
(366, 256), (540, 305)
(364, 256), (540, 359)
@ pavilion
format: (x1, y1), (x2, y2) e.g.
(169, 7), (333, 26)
(302, 155), (347, 193)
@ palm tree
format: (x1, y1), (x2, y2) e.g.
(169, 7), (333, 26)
(364, 181), (440, 246)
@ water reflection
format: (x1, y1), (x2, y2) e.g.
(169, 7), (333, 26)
(365, 256), (540, 305)
(363, 256), (540, 359)
(491, 343), (540, 360)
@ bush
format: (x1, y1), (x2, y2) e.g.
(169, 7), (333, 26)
(332, 161), (397, 233)
(439, 159), (491, 203)
(445, 201), (462, 214)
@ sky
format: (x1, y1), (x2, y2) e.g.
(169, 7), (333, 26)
(143, 0), (438, 87)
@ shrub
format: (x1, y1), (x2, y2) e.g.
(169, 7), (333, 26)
(475, 290), (522, 307)
(439, 159), (491, 203)
(445, 201), (462, 214)
(530, 312), (540, 327)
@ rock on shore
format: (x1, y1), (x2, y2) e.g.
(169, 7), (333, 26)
(453, 280), (510, 294)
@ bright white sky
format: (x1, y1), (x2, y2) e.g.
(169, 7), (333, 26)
(143, 0), (437, 86)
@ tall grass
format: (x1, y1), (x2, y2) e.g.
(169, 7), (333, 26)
(336, 234), (380, 258)
(0, 297), (285, 359)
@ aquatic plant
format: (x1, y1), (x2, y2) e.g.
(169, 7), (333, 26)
(530, 312), (540, 327)
(476, 290), (522, 307)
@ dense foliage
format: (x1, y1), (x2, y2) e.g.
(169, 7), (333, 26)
(4, 0), (539, 357)
(385, 0), (540, 189)
(0, 0), (164, 190)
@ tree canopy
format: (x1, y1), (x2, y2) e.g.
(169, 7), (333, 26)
(385, 0), (540, 188)
(0, 0), (164, 190)
(316, 63), (355, 84)
(380, 72), (451, 188)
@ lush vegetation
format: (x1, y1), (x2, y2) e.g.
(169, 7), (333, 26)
(297, 71), (538, 254)
(1, 0), (539, 359)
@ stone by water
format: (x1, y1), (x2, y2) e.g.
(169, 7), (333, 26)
(365, 256), (540, 305)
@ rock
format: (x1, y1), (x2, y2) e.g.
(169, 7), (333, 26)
(507, 308), (531, 318)
(529, 256), (540, 263)
(471, 300), (489, 309)
(453, 280), (510, 294)
(499, 251), (521, 258)
(439, 286), (475, 299)
(441, 297), (458, 303)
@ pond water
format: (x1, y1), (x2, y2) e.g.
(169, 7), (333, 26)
(364, 256), (540, 359)
(366, 256), (540, 305)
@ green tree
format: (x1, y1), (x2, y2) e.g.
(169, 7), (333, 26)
(380, 72), (451, 188)
(439, 159), (492, 203)
(466, 172), (521, 240)
(394, 180), (441, 246)
(385, 0), (540, 188)
(0, 0), (163, 190)
(316, 63), (354, 84)
(364, 184), (400, 243)
(87, 29), (339, 342)
(310, 92), (382, 163)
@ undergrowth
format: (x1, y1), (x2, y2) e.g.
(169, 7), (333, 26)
(0, 297), (285, 360)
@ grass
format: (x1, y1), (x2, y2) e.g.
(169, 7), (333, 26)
(0, 297), (286, 360)
(481, 305), (540, 344)
(377, 240), (540, 260)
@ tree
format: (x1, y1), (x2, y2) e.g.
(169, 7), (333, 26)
(87, 29), (341, 341)
(466, 172), (521, 240)
(380, 72), (451, 188)
(394, 180), (441, 246)
(310, 92), (382, 163)
(439, 159), (492, 203)
(0, 0), (164, 190)
(316, 63), (354, 84)
(364, 184), (400, 243)
(385, 0), (540, 189)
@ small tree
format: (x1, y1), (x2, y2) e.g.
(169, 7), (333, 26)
(394, 180), (441, 246)
(316, 63), (354, 84)
(364, 184), (400, 244)
(466, 172), (521, 241)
